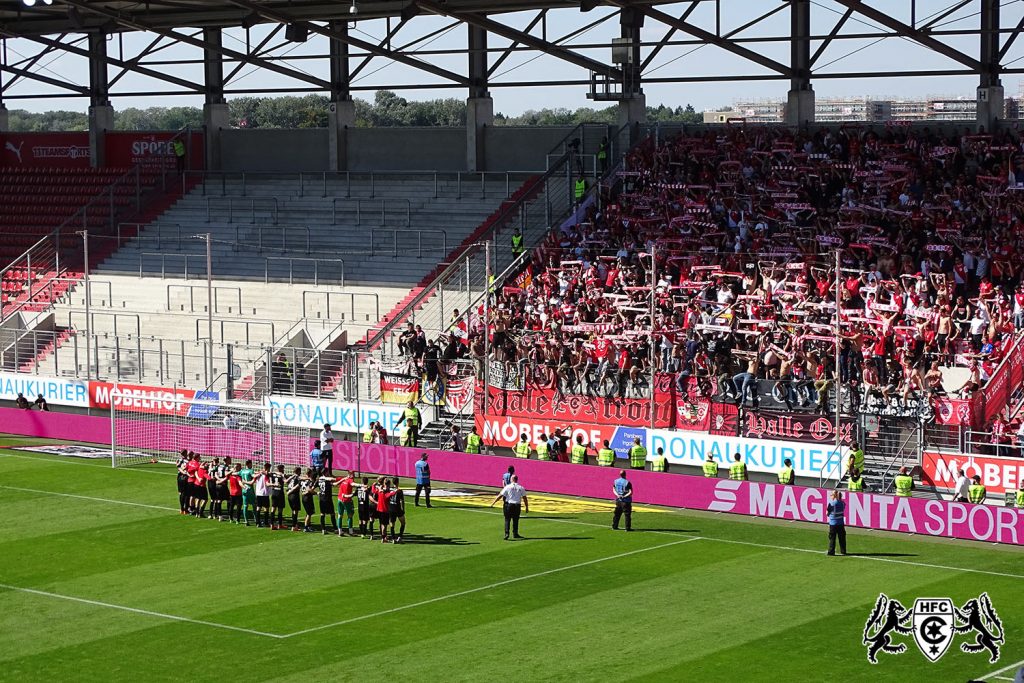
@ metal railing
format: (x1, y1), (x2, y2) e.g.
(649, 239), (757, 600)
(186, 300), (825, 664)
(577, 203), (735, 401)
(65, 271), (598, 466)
(68, 310), (141, 339)
(964, 429), (1022, 457)
(166, 284), (243, 314)
(332, 197), (411, 226)
(206, 196), (279, 224)
(121, 222), (183, 251)
(361, 148), (576, 353)
(0, 161), (184, 324)
(369, 229), (447, 259)
(189, 169), (534, 200)
(302, 290), (380, 323)
(233, 224), (311, 255)
(139, 252), (207, 279)
(195, 318), (276, 346)
(264, 257), (345, 287)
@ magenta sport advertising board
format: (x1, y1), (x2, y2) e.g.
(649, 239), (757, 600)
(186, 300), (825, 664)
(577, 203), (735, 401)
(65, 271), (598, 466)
(2, 407), (1022, 546)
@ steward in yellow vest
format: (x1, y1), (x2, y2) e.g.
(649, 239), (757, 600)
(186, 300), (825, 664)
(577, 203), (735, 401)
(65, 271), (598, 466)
(778, 458), (794, 485)
(968, 476), (987, 504)
(729, 453), (747, 481)
(536, 435), (551, 461)
(513, 434), (532, 459)
(597, 440), (616, 467)
(651, 447), (668, 473)
(465, 428), (482, 454)
(628, 438), (647, 470)
(702, 455), (719, 478)
(893, 466), (914, 497)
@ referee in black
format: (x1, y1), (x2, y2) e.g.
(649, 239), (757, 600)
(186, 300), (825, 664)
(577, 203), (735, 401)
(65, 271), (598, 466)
(490, 475), (529, 540)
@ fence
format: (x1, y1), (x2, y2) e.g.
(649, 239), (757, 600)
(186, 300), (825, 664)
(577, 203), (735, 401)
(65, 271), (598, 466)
(0, 141), (191, 325)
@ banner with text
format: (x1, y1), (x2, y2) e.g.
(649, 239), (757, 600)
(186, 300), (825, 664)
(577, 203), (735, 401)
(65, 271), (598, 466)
(476, 412), (646, 459)
(89, 381), (220, 418)
(478, 374), (675, 429)
(265, 394), (431, 435)
(379, 373), (419, 404)
(0, 371), (90, 408)
(103, 131), (205, 171)
(647, 429), (849, 479)
(983, 336), (1024, 425)
(741, 411), (853, 446)
(0, 132), (90, 168)
(921, 450), (1024, 495)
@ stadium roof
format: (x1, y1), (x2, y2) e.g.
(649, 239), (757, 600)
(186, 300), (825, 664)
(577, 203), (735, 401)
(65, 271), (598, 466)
(2, 1), (1023, 117)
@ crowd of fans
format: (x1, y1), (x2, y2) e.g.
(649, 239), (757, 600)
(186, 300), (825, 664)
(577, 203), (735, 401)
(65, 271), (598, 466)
(432, 125), (1024, 426)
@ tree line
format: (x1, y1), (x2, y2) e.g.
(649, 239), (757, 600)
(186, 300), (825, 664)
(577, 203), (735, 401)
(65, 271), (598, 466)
(3, 91), (702, 131)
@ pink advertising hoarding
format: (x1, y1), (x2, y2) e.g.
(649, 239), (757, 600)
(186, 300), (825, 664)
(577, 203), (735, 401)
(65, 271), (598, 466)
(3, 408), (1022, 546)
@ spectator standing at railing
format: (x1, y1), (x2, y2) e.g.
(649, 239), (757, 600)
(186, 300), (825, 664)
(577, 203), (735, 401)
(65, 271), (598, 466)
(702, 454), (719, 478)
(968, 475), (987, 505)
(32, 394), (49, 411)
(15, 393), (29, 410)
(893, 467), (915, 497)
(729, 453), (747, 481)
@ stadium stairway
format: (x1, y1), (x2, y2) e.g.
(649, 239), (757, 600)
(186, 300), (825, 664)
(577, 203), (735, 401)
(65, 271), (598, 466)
(31, 173), (530, 391)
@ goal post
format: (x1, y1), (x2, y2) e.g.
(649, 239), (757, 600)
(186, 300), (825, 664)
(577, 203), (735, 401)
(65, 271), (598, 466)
(110, 397), (310, 468)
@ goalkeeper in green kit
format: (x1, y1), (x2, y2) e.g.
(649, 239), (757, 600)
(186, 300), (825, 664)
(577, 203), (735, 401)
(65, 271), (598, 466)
(238, 459), (257, 526)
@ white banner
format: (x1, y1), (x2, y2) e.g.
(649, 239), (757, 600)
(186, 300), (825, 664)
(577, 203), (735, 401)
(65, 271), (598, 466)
(647, 429), (849, 478)
(264, 394), (432, 435)
(0, 371), (90, 408)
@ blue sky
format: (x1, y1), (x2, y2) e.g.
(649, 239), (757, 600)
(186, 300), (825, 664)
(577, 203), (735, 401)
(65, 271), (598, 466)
(3, 0), (1023, 114)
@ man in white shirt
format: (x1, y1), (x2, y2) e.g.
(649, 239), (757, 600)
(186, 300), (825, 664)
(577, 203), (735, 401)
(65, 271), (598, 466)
(952, 467), (972, 502)
(490, 475), (529, 540)
(320, 423), (334, 473)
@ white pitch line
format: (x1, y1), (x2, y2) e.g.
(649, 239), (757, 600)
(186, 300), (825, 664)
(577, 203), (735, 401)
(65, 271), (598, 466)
(0, 485), (178, 512)
(280, 536), (700, 638)
(0, 582), (284, 639)
(0, 451), (173, 475)
(446, 505), (1024, 580)
(977, 658), (1024, 681)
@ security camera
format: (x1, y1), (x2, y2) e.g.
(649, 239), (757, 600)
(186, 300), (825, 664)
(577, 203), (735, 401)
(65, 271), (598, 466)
(349, 1), (358, 14)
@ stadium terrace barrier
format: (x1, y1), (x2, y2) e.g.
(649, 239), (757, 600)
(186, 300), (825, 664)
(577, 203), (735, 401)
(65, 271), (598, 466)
(3, 406), (1019, 546)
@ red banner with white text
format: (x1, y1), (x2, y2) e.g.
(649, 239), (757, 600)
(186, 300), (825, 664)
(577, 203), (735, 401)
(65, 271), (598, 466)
(0, 132), (90, 168)
(103, 131), (205, 171)
(477, 373), (676, 428)
(921, 450), (1024, 495)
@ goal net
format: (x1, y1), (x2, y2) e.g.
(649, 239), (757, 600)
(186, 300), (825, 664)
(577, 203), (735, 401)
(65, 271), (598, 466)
(110, 397), (310, 468)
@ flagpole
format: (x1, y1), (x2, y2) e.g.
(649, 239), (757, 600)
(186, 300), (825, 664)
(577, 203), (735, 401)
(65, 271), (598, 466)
(834, 248), (843, 484)
(482, 240), (491, 452)
(649, 242), (657, 431)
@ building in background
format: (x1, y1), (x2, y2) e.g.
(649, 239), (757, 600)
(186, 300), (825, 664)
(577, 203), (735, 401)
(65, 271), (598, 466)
(706, 95), (1018, 124)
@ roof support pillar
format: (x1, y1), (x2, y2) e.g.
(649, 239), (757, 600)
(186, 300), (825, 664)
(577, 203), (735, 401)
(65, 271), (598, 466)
(467, 24), (491, 172)
(784, 0), (814, 127)
(328, 20), (353, 172)
(978, 0), (1003, 130)
(88, 32), (113, 168)
(203, 27), (229, 170)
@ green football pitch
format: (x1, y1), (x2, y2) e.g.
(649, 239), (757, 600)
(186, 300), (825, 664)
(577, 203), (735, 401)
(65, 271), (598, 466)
(1, 434), (1023, 683)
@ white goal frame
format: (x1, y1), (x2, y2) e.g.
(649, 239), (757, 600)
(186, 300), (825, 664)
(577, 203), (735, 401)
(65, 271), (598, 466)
(109, 397), (305, 468)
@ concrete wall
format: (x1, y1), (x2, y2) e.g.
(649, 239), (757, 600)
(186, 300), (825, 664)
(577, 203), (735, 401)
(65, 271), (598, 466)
(214, 126), (576, 173)
(220, 129), (329, 172)
(483, 126), (575, 171)
(347, 127), (465, 171)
